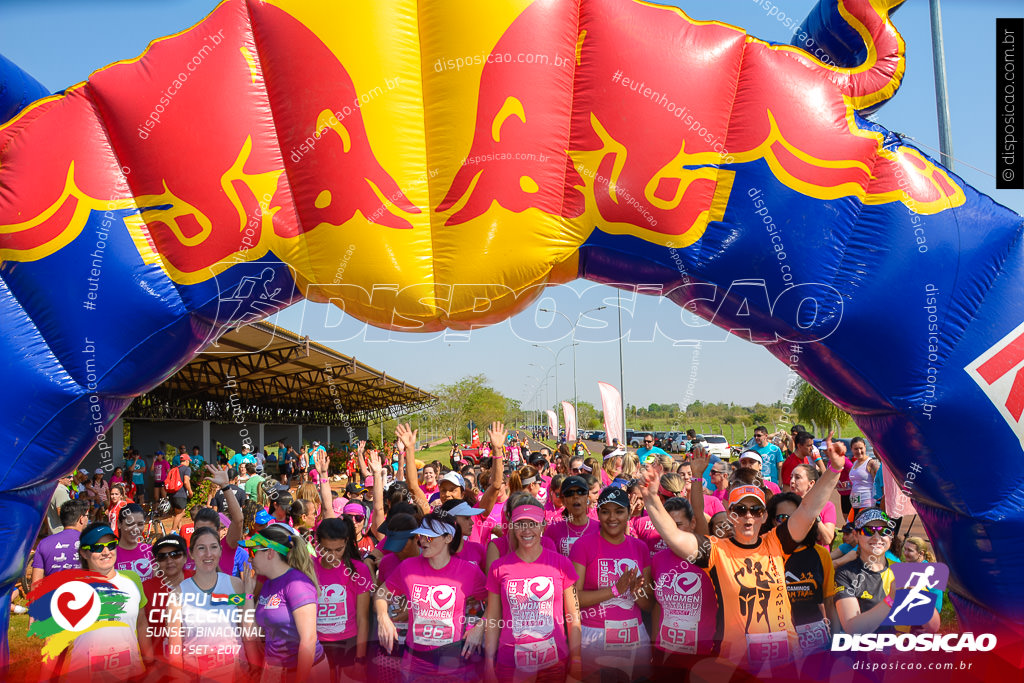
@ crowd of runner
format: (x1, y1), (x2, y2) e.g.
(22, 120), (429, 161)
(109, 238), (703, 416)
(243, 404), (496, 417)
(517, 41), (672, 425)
(19, 421), (940, 682)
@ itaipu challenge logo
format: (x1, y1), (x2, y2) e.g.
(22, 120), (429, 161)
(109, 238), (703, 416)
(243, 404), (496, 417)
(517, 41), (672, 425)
(26, 571), (132, 660)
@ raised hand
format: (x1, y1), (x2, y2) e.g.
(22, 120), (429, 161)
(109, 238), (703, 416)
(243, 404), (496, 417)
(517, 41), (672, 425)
(826, 432), (847, 472)
(241, 565), (257, 596)
(487, 421), (507, 447)
(637, 465), (659, 500)
(205, 464), (229, 488)
(365, 449), (383, 476)
(314, 450), (330, 478)
(395, 423), (418, 452)
(690, 448), (710, 476)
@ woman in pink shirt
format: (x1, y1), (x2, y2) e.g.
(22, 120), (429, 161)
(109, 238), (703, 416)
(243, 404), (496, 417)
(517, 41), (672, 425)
(543, 475), (599, 557)
(483, 497), (581, 683)
(87, 470), (109, 517)
(439, 499), (488, 569)
(600, 446), (625, 488)
(314, 517), (372, 682)
(419, 463), (440, 498)
(649, 498), (718, 677)
(570, 486), (653, 681)
(376, 513), (487, 680)
(542, 473), (566, 522)
(484, 493), (557, 574)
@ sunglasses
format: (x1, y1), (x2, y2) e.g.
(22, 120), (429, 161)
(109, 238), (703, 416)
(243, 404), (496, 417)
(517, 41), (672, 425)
(155, 550), (185, 561)
(83, 540), (118, 553)
(711, 470), (727, 476)
(562, 489), (588, 498)
(247, 546), (274, 556)
(347, 515), (365, 523)
(859, 526), (894, 537)
(643, 440), (653, 444)
(730, 504), (766, 517)
(774, 513), (790, 523)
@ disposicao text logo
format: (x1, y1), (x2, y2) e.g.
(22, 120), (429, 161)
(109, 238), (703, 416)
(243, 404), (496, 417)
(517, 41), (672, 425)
(832, 562), (997, 653)
(27, 570), (133, 661)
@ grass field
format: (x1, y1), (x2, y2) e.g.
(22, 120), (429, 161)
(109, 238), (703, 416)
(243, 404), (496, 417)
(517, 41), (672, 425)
(8, 613), (41, 680)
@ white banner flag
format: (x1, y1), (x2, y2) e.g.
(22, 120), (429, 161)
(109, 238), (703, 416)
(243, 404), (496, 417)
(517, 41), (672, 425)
(598, 382), (623, 445)
(883, 461), (916, 520)
(545, 409), (558, 437)
(561, 401), (577, 441)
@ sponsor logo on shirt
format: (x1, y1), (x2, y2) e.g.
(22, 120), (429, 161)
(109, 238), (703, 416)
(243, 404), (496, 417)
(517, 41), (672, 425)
(784, 570), (819, 601)
(655, 569), (703, 614)
(506, 578), (556, 638)
(412, 583), (457, 619)
(258, 594), (282, 609)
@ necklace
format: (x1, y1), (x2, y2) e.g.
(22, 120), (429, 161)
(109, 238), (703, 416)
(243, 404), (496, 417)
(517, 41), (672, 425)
(567, 515), (590, 538)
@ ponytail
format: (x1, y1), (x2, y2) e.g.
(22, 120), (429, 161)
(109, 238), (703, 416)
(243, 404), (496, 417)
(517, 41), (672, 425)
(260, 524), (319, 591)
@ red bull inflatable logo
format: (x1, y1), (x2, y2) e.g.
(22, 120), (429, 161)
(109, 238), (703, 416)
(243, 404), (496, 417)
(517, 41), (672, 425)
(1, 0), (963, 300)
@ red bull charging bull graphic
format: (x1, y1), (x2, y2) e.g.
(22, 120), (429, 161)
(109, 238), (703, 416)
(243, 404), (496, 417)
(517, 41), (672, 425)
(1, 0), (1024, 679)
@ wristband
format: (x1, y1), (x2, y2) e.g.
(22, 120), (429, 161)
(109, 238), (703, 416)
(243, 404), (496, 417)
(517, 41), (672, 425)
(883, 595), (895, 608)
(690, 476), (702, 483)
(610, 584), (620, 598)
(828, 462), (842, 474)
(219, 485), (231, 493)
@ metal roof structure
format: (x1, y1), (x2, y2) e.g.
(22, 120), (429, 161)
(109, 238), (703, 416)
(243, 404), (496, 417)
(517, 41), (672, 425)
(123, 321), (434, 426)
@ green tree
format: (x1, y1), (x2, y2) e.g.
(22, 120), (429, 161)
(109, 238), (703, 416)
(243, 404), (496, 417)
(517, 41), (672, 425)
(427, 375), (516, 444)
(574, 401), (601, 430)
(791, 380), (851, 434)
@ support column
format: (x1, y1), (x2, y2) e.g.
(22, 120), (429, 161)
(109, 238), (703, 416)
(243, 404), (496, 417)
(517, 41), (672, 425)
(202, 420), (211, 461)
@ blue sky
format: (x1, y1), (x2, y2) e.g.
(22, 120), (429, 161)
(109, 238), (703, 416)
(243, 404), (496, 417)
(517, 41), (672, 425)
(3, 0), (1020, 414)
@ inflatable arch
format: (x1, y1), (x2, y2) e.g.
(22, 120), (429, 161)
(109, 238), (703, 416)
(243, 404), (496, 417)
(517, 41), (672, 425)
(1, 0), (1023, 656)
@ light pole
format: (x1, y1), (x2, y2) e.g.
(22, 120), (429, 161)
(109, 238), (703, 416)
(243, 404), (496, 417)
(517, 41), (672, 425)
(538, 305), (606, 439)
(532, 343), (577, 410)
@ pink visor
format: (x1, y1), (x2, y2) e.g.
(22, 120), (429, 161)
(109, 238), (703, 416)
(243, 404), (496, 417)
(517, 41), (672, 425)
(509, 505), (545, 525)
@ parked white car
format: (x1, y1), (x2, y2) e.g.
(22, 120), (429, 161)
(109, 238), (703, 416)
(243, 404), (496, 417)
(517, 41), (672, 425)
(673, 433), (731, 459)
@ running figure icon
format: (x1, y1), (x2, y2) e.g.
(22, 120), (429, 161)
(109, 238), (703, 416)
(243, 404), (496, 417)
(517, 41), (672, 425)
(887, 565), (940, 623)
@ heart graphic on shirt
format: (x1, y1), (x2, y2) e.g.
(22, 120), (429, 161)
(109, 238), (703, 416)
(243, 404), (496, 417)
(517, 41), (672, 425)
(670, 572), (701, 596)
(524, 577), (554, 602)
(429, 585), (457, 611)
(614, 558), (639, 577)
(51, 582), (100, 632)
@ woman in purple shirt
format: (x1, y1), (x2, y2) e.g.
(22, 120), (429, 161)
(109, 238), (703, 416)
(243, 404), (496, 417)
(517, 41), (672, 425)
(241, 523), (328, 682)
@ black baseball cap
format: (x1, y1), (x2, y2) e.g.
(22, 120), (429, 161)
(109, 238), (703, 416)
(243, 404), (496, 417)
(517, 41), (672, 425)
(597, 486), (630, 509)
(560, 475), (589, 496)
(346, 482), (367, 496)
(152, 534), (188, 555)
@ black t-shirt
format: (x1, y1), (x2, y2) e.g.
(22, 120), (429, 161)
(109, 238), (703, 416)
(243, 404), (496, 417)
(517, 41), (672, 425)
(834, 557), (895, 630)
(784, 545), (832, 625)
(213, 484), (247, 513)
